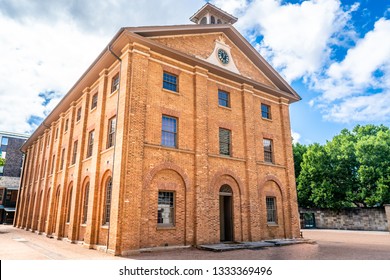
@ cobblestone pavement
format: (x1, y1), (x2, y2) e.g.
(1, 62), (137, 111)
(1, 225), (390, 260)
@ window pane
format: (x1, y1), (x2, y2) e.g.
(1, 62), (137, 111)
(107, 117), (116, 148)
(261, 104), (271, 119)
(218, 90), (229, 107)
(219, 128), (231, 156)
(91, 94), (98, 109)
(111, 74), (119, 93)
(161, 116), (177, 147)
(163, 72), (177, 92)
(263, 139), (273, 163)
(104, 178), (112, 224)
(1, 137), (8, 146)
(266, 197), (277, 223)
(82, 184), (89, 224)
(157, 191), (174, 225)
(77, 107), (82, 121)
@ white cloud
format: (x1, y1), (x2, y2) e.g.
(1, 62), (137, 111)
(0, 17), (108, 133)
(314, 18), (390, 122)
(292, 131), (301, 144)
(214, 0), (390, 124)
(316, 18), (390, 101)
(324, 91), (390, 123)
(233, 0), (357, 83)
(0, 0), (202, 134)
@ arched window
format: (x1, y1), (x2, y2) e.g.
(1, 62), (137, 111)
(82, 183), (90, 224)
(66, 186), (73, 223)
(200, 17), (207, 24)
(211, 16), (215, 24)
(103, 177), (112, 225)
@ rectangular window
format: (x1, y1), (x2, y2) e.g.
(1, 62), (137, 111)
(71, 140), (78, 165)
(111, 74), (119, 93)
(266, 197), (277, 223)
(65, 119), (69, 132)
(76, 107), (82, 122)
(51, 155), (55, 175)
(157, 191), (175, 226)
(91, 93), (98, 110)
(1, 137), (8, 146)
(261, 103), (271, 119)
(161, 115), (177, 148)
(218, 90), (230, 107)
(263, 139), (273, 163)
(219, 128), (231, 156)
(86, 130), (94, 158)
(107, 117), (116, 148)
(60, 148), (65, 170)
(163, 72), (177, 92)
(55, 127), (59, 139)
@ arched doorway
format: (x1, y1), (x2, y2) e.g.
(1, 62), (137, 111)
(219, 185), (233, 242)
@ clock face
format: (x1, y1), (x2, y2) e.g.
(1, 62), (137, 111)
(217, 48), (229, 65)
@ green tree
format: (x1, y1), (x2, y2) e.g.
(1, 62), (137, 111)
(295, 124), (390, 209)
(292, 142), (307, 180)
(355, 129), (390, 206)
(0, 153), (5, 167)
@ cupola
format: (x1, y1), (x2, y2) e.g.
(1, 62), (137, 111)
(189, 3), (238, 25)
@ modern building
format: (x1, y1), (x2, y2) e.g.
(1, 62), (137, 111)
(15, 3), (301, 255)
(0, 131), (28, 224)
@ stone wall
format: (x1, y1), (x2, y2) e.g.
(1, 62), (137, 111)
(0, 176), (21, 189)
(300, 207), (389, 232)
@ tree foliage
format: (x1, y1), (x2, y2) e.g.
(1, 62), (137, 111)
(295, 124), (390, 208)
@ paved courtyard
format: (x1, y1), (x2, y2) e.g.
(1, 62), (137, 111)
(1, 225), (389, 260)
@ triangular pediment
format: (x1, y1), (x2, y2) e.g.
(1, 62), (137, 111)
(124, 24), (300, 100)
(149, 32), (276, 88)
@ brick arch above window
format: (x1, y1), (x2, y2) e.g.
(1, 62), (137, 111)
(209, 169), (244, 196)
(257, 175), (286, 201)
(143, 162), (191, 192)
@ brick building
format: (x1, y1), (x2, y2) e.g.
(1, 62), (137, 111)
(15, 3), (301, 255)
(0, 131), (28, 224)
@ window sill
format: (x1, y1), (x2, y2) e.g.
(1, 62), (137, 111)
(267, 223), (279, 227)
(261, 117), (273, 122)
(90, 107), (97, 113)
(101, 225), (109, 229)
(157, 226), (176, 230)
(162, 88), (180, 96)
(257, 161), (286, 169)
(101, 146), (114, 155)
(144, 143), (195, 154)
(218, 105), (232, 110)
(82, 157), (92, 163)
(110, 89), (118, 97)
(209, 154), (246, 162)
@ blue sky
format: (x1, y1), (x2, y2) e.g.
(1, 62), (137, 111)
(0, 0), (389, 144)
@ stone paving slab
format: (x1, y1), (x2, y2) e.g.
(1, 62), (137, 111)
(198, 239), (309, 252)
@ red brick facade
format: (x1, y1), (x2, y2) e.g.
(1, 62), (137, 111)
(15, 23), (301, 256)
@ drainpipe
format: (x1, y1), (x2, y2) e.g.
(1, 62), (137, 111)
(106, 44), (122, 253)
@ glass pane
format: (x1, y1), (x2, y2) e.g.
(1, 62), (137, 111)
(266, 197), (276, 223)
(219, 128), (231, 155)
(158, 192), (174, 225)
(261, 104), (270, 119)
(218, 91), (229, 107)
(1, 137), (9, 146)
(163, 73), (177, 92)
